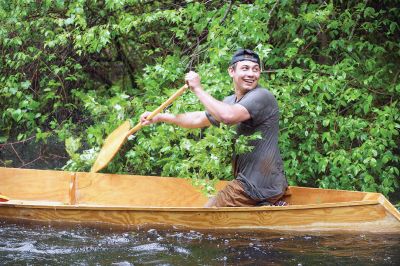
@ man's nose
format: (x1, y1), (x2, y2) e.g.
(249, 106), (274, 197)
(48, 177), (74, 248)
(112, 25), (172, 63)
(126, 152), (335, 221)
(247, 70), (255, 77)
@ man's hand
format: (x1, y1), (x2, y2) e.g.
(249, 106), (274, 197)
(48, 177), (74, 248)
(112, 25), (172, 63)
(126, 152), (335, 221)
(185, 71), (203, 92)
(140, 111), (159, 125)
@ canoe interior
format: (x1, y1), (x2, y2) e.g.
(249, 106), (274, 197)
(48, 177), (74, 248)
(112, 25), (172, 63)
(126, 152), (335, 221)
(0, 167), (381, 207)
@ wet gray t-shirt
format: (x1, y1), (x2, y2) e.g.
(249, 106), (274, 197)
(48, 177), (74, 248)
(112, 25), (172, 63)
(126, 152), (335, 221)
(206, 87), (287, 201)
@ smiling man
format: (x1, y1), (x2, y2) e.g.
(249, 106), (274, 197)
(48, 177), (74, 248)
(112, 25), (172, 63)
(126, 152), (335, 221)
(140, 49), (288, 207)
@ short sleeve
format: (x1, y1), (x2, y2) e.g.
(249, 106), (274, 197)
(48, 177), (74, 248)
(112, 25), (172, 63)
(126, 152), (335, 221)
(205, 111), (220, 126)
(205, 95), (236, 127)
(236, 88), (273, 125)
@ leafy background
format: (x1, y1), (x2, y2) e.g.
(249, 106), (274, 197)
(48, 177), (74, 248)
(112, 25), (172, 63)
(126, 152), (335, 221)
(1, 0), (399, 204)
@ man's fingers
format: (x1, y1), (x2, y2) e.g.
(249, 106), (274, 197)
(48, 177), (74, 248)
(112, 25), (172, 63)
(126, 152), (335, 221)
(185, 71), (201, 91)
(140, 111), (152, 125)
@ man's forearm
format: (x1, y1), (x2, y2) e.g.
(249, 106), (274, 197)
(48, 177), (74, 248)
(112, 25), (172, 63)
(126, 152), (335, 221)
(157, 111), (210, 128)
(193, 88), (225, 120)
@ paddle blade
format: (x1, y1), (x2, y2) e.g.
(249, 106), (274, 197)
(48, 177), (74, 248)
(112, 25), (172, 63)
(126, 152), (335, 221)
(91, 120), (132, 173)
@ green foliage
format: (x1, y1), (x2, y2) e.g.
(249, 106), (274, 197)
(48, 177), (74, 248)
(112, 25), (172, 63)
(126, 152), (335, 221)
(1, 1), (399, 202)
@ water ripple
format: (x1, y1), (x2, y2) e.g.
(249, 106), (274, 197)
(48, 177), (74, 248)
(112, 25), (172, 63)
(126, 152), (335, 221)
(130, 243), (168, 252)
(0, 241), (73, 255)
(0, 221), (399, 265)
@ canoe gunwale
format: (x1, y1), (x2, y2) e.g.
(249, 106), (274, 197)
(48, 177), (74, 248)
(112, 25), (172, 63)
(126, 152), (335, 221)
(0, 199), (382, 212)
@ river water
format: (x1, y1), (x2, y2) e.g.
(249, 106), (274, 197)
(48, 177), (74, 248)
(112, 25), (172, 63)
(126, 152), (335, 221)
(0, 221), (399, 265)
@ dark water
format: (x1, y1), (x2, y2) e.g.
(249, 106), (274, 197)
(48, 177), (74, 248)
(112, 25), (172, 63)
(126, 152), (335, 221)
(0, 222), (399, 265)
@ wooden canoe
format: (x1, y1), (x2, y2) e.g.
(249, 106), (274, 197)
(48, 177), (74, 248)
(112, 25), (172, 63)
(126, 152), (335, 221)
(0, 167), (399, 233)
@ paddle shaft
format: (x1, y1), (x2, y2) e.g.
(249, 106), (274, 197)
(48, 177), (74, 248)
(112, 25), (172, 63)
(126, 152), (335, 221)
(126, 84), (188, 136)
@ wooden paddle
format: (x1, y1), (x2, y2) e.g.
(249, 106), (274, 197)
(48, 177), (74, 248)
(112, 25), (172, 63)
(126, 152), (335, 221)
(91, 84), (188, 173)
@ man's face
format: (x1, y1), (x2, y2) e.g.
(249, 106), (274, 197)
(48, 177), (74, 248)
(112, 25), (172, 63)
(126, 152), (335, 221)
(228, 60), (261, 92)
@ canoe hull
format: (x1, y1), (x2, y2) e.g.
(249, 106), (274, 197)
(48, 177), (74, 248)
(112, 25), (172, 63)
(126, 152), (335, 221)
(0, 201), (399, 233)
(1, 167), (400, 232)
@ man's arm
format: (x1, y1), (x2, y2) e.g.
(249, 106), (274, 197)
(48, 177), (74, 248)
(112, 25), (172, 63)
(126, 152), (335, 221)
(192, 89), (250, 125)
(140, 111), (211, 129)
(185, 71), (250, 125)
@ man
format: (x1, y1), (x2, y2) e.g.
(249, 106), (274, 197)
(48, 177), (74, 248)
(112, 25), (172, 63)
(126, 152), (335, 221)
(140, 48), (288, 207)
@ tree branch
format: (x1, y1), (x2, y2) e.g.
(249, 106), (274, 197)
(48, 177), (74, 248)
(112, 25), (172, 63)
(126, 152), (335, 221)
(10, 144), (24, 165)
(0, 136), (36, 148)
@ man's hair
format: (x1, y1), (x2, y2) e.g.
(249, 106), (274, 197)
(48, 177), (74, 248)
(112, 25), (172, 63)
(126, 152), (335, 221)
(229, 48), (261, 66)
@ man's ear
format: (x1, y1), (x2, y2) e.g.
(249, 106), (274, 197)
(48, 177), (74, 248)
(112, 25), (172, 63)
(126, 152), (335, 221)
(228, 66), (234, 78)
